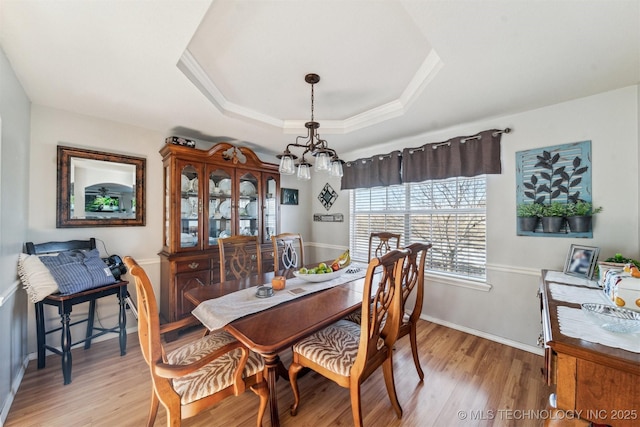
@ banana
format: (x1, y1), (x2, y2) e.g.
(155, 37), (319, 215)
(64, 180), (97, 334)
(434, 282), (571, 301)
(332, 250), (351, 269)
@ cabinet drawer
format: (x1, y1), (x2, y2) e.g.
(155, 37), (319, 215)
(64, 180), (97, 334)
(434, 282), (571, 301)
(175, 257), (210, 273)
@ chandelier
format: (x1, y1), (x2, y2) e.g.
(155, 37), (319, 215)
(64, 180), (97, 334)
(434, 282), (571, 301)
(277, 73), (343, 180)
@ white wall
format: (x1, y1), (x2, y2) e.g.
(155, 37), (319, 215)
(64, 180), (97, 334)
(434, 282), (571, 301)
(0, 46), (31, 425)
(313, 85), (639, 351)
(26, 105), (166, 353)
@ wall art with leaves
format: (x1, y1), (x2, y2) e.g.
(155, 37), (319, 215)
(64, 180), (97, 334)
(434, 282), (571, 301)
(516, 140), (592, 237)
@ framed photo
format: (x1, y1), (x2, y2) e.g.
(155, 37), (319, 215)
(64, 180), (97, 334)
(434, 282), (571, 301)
(281, 188), (298, 205)
(564, 244), (599, 279)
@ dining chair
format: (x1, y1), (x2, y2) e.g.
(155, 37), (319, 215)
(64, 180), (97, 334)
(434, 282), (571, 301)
(271, 232), (305, 271)
(288, 248), (411, 426)
(218, 235), (262, 282)
(399, 241), (432, 381)
(123, 256), (269, 427)
(368, 232), (401, 261)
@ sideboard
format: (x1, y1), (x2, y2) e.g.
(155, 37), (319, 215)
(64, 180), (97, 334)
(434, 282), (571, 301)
(539, 270), (639, 427)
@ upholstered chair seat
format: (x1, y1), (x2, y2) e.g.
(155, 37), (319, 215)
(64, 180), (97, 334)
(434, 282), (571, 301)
(168, 330), (265, 405)
(289, 249), (411, 427)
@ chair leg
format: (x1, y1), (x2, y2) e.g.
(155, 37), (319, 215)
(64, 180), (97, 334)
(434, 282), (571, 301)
(409, 326), (424, 380)
(250, 380), (269, 427)
(382, 356), (402, 419)
(147, 389), (159, 427)
(118, 289), (127, 356)
(288, 361), (304, 416)
(59, 311), (72, 385)
(85, 300), (97, 349)
(349, 380), (364, 427)
(35, 302), (46, 369)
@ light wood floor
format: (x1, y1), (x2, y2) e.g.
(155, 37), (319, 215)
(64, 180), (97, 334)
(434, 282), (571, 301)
(5, 320), (552, 427)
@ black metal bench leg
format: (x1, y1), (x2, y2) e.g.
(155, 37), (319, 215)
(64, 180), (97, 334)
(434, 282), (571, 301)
(118, 288), (127, 356)
(35, 302), (46, 369)
(60, 311), (72, 385)
(84, 299), (97, 350)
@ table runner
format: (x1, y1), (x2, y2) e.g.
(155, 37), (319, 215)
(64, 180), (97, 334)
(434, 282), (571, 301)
(192, 263), (368, 331)
(556, 306), (640, 353)
(544, 270), (599, 288)
(549, 283), (610, 305)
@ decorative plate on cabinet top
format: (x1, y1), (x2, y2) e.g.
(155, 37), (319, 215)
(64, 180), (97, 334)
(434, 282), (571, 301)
(209, 199), (218, 217)
(219, 179), (231, 195)
(181, 175), (190, 192)
(240, 181), (256, 196)
(246, 201), (258, 217)
(219, 200), (231, 218)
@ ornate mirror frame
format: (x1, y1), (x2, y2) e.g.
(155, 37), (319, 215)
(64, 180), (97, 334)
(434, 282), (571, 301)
(57, 145), (146, 228)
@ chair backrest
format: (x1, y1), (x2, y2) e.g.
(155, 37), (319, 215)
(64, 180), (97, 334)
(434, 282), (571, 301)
(368, 232), (401, 261)
(271, 232), (305, 271)
(122, 256), (163, 371)
(218, 235), (262, 282)
(352, 248), (410, 380)
(402, 242), (432, 320)
(25, 238), (96, 255)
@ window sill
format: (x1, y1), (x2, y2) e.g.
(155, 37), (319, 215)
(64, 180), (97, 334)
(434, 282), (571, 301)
(425, 272), (492, 292)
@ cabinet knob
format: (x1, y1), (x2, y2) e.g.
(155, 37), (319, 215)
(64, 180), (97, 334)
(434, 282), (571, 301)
(188, 262), (199, 269)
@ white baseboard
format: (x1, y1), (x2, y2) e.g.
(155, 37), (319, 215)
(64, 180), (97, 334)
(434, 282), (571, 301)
(421, 314), (543, 356)
(0, 355), (29, 427)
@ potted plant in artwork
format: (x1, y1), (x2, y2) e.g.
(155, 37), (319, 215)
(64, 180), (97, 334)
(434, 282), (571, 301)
(541, 202), (567, 233)
(566, 201), (602, 233)
(517, 203), (543, 232)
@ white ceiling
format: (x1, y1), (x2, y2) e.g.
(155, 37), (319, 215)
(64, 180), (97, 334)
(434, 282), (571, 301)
(1, 0), (638, 160)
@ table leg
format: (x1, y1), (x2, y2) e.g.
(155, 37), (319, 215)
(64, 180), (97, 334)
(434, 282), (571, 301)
(264, 354), (281, 427)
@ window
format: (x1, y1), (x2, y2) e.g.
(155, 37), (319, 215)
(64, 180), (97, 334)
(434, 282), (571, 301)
(349, 175), (487, 280)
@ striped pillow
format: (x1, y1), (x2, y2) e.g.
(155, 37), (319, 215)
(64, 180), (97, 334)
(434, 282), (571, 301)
(39, 249), (116, 295)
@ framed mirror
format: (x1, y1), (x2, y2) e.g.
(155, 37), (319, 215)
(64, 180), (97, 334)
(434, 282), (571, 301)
(57, 146), (146, 227)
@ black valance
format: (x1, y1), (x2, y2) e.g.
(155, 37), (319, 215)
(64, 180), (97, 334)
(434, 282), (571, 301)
(341, 151), (402, 190)
(401, 129), (503, 183)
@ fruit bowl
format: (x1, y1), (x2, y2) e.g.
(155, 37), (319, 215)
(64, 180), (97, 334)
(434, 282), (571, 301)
(293, 267), (349, 283)
(581, 303), (640, 333)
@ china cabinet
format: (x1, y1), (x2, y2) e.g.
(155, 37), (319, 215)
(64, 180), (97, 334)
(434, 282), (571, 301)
(159, 142), (280, 323)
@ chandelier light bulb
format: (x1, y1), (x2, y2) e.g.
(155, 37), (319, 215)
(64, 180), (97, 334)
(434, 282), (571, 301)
(315, 152), (330, 172)
(330, 159), (344, 177)
(279, 155), (295, 175)
(297, 163), (311, 180)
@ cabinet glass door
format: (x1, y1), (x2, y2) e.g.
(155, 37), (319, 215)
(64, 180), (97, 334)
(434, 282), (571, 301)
(208, 168), (233, 245)
(238, 171), (259, 238)
(180, 163), (200, 249)
(263, 175), (278, 244)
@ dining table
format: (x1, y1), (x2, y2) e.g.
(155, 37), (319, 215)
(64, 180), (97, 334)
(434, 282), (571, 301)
(184, 264), (370, 427)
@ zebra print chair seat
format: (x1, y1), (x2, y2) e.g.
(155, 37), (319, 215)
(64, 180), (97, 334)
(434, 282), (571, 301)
(167, 330), (266, 405)
(124, 256), (269, 427)
(344, 242), (432, 381)
(288, 248), (411, 427)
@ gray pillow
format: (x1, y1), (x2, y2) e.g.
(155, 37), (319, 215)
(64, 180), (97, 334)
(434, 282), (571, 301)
(39, 249), (116, 295)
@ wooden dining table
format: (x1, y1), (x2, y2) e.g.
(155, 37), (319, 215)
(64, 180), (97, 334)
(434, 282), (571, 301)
(184, 268), (367, 427)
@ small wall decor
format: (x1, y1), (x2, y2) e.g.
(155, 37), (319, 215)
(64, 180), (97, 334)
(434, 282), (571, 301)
(516, 140), (592, 237)
(313, 213), (344, 222)
(281, 188), (299, 205)
(318, 183), (338, 211)
(564, 244), (599, 279)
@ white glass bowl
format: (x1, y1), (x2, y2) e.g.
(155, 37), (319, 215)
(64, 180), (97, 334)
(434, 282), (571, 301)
(293, 268), (348, 283)
(581, 303), (640, 333)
